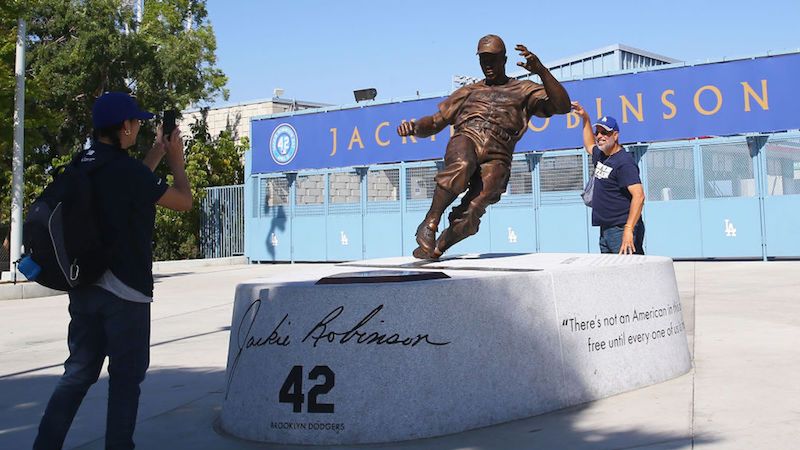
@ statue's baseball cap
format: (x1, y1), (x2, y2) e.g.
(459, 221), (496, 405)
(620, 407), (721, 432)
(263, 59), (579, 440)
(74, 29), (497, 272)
(593, 116), (620, 132)
(476, 34), (506, 55)
(92, 92), (154, 129)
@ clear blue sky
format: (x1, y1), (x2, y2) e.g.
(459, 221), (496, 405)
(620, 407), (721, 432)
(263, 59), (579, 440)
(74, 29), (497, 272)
(203, 0), (800, 107)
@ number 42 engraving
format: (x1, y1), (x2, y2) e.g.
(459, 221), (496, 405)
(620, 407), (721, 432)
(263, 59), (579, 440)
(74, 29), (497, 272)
(279, 365), (335, 413)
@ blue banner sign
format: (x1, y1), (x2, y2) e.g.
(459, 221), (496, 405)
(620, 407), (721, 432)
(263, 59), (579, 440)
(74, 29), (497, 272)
(252, 53), (800, 173)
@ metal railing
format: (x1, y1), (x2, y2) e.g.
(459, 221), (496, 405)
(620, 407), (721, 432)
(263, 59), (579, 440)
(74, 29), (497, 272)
(200, 185), (244, 258)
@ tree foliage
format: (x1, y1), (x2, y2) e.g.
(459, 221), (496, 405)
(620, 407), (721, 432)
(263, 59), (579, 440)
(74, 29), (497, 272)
(1, 0), (237, 260)
(153, 110), (246, 260)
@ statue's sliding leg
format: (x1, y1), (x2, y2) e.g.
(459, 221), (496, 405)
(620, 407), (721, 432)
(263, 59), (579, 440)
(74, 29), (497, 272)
(435, 160), (509, 256)
(412, 135), (477, 259)
(413, 187), (456, 259)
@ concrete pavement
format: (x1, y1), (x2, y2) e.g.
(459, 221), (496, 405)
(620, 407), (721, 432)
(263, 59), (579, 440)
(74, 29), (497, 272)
(1, 260), (798, 449)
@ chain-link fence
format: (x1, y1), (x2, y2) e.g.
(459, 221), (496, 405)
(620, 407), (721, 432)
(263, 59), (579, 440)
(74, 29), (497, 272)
(506, 159), (533, 195)
(405, 166), (438, 200)
(540, 154), (583, 192)
(257, 177), (290, 216)
(295, 174), (325, 206)
(368, 168), (400, 202)
(701, 141), (755, 198)
(328, 171), (361, 204)
(646, 145), (696, 201)
(764, 137), (800, 196)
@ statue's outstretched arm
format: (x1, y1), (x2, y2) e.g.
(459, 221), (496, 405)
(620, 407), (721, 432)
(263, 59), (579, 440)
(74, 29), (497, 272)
(396, 112), (447, 138)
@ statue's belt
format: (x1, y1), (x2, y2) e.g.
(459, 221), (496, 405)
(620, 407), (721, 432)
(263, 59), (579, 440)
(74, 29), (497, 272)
(458, 119), (518, 143)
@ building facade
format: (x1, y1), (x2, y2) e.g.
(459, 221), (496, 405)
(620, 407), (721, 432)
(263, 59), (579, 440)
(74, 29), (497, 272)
(530, 44), (680, 80)
(208, 47), (800, 262)
(180, 96), (329, 142)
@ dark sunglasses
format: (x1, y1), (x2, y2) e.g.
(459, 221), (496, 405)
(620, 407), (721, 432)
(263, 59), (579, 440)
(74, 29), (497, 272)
(595, 128), (615, 136)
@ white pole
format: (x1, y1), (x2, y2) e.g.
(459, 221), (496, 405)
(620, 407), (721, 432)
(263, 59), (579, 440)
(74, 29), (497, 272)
(185, 2), (192, 31)
(10, 18), (26, 271)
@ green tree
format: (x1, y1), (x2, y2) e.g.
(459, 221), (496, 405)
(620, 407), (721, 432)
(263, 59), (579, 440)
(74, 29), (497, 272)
(1, 0), (231, 258)
(1, 0), (62, 239)
(153, 108), (246, 260)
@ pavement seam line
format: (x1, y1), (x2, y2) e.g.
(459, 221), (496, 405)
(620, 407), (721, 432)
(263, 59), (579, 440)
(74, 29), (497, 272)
(0, 328), (230, 379)
(691, 261), (697, 450)
(152, 302), (232, 322)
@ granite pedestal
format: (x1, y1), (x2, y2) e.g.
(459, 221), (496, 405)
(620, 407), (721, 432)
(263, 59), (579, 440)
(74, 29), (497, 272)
(221, 253), (691, 445)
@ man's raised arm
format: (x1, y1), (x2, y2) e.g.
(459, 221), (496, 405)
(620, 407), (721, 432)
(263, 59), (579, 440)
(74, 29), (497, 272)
(571, 101), (596, 156)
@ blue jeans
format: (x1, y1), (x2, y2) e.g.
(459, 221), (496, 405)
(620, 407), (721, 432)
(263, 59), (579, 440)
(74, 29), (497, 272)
(599, 222), (645, 254)
(34, 287), (150, 450)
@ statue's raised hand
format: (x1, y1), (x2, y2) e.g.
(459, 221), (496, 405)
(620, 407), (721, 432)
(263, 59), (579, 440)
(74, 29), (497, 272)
(515, 44), (545, 75)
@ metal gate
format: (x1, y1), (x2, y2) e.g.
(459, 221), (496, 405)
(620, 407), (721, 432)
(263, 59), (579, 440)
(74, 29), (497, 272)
(487, 156), (536, 253)
(762, 135), (800, 257)
(293, 172), (326, 261)
(200, 184), (244, 258)
(536, 150), (591, 253)
(698, 139), (762, 258)
(326, 169), (364, 261)
(403, 163), (439, 257)
(641, 142), (702, 257)
(364, 166), (402, 258)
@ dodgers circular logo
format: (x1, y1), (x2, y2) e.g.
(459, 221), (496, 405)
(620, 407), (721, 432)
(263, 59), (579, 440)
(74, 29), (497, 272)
(269, 123), (298, 165)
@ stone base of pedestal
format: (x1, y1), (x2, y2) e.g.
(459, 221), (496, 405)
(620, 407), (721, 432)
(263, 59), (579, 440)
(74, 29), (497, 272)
(221, 253), (691, 445)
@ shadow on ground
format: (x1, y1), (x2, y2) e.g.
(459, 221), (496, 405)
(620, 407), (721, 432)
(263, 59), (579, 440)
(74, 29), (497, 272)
(0, 365), (719, 450)
(0, 368), (225, 450)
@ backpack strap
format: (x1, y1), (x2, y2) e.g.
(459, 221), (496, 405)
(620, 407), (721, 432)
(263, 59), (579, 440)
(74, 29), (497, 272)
(74, 147), (125, 172)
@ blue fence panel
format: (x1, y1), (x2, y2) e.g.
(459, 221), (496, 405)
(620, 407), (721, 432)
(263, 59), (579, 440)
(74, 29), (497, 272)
(247, 175), (291, 261)
(402, 163), (440, 257)
(641, 143), (702, 258)
(583, 154), (601, 254)
(292, 173), (327, 261)
(698, 139), (763, 258)
(762, 135), (800, 257)
(537, 151), (591, 253)
(243, 151), (257, 260)
(326, 169), (364, 261)
(487, 157), (537, 253)
(364, 166), (403, 259)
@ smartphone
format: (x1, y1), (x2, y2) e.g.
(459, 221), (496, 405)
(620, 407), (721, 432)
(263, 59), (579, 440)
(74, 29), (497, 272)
(162, 109), (177, 140)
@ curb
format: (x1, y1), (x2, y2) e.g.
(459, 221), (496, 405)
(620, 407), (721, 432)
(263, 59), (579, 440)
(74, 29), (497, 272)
(152, 256), (248, 272)
(0, 256), (250, 301)
(0, 282), (64, 301)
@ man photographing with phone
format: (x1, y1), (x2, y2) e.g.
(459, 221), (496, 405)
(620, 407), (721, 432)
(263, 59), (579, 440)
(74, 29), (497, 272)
(34, 92), (192, 450)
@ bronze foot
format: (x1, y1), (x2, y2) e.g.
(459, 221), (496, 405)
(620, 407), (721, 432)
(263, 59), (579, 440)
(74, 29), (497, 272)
(412, 246), (443, 260)
(414, 221), (437, 258)
(412, 246), (432, 259)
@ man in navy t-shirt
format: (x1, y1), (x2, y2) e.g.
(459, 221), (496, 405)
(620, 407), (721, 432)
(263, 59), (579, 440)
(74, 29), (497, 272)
(572, 102), (645, 254)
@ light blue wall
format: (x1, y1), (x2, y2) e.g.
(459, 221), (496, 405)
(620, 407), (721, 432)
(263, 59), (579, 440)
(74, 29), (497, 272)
(245, 131), (800, 261)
